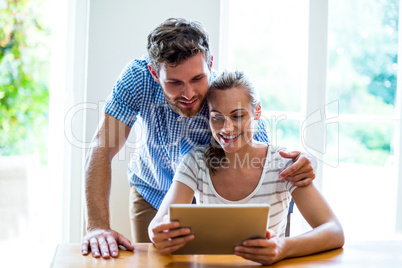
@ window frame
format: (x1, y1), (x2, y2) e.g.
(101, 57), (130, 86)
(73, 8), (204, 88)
(220, 0), (402, 236)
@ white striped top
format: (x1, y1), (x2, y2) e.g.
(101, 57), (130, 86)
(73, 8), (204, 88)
(173, 144), (297, 237)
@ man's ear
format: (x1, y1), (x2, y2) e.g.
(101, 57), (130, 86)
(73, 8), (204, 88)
(148, 64), (160, 83)
(255, 103), (262, 120)
(209, 55), (214, 71)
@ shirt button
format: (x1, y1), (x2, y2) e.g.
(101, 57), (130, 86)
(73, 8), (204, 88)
(177, 117), (182, 122)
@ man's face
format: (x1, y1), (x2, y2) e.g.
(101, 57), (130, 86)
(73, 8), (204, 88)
(149, 53), (213, 117)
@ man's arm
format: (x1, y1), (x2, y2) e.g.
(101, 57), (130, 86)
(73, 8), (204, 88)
(81, 113), (134, 258)
(253, 121), (317, 186)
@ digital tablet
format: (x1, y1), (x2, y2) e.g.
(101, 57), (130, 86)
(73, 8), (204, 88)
(169, 204), (270, 255)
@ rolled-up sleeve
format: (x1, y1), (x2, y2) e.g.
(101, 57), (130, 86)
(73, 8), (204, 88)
(104, 61), (144, 127)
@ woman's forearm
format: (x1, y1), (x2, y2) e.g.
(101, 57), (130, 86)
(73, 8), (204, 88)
(148, 214), (165, 240)
(282, 220), (344, 259)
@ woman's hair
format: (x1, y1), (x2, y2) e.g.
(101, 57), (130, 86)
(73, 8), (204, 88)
(147, 18), (211, 74)
(205, 70), (260, 173)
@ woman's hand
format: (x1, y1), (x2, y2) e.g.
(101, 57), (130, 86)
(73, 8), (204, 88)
(234, 230), (286, 266)
(149, 216), (194, 255)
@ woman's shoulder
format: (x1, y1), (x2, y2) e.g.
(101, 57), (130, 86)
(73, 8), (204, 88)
(267, 144), (287, 154)
(266, 144), (293, 169)
(182, 146), (209, 165)
(175, 146), (209, 183)
(189, 145), (209, 155)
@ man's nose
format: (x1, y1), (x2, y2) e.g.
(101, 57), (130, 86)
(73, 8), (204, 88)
(182, 83), (196, 100)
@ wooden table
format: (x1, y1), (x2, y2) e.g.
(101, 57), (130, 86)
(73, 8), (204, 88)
(51, 240), (402, 267)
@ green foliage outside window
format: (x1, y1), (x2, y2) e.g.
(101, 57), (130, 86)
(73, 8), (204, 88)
(0, 0), (50, 161)
(229, 0), (399, 166)
(326, 0), (399, 166)
(327, 0), (398, 115)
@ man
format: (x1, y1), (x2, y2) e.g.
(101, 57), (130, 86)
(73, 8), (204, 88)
(81, 18), (316, 259)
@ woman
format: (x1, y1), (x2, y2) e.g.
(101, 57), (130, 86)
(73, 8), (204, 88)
(148, 70), (344, 266)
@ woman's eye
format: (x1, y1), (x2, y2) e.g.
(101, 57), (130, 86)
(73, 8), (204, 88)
(212, 115), (225, 121)
(233, 115), (244, 119)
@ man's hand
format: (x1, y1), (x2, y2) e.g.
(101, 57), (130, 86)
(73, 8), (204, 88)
(81, 229), (134, 258)
(278, 151), (316, 187)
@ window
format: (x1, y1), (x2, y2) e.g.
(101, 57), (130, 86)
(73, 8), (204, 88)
(323, 0), (400, 240)
(221, 0), (402, 239)
(0, 0), (64, 266)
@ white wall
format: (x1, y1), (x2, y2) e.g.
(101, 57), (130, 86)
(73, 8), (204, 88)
(83, 0), (221, 241)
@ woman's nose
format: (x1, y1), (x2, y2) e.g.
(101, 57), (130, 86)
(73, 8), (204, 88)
(222, 117), (234, 132)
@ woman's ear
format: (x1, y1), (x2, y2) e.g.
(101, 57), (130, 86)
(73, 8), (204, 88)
(254, 103), (262, 120)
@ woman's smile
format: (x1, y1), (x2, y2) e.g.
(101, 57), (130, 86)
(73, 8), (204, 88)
(219, 133), (242, 144)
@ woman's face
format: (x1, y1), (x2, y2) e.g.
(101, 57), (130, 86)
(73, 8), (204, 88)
(208, 86), (259, 154)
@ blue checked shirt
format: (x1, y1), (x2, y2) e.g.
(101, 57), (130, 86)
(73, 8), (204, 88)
(104, 55), (270, 209)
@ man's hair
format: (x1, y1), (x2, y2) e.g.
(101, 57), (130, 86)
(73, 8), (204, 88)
(147, 18), (211, 74)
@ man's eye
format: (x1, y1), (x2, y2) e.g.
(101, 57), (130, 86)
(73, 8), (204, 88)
(169, 81), (181, 85)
